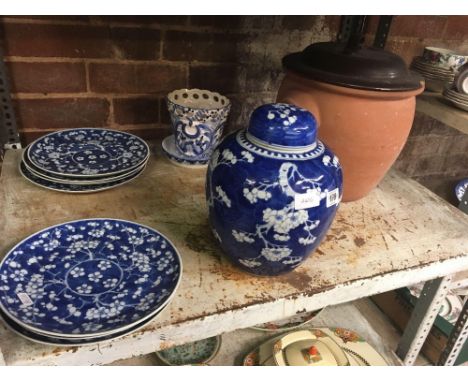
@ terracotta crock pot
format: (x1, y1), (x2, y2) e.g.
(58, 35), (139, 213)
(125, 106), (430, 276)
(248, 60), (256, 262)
(277, 42), (424, 202)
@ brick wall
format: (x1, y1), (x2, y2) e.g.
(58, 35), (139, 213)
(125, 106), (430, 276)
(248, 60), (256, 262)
(0, 15), (339, 145)
(0, 15), (467, 148)
(394, 113), (468, 205)
(365, 16), (468, 65)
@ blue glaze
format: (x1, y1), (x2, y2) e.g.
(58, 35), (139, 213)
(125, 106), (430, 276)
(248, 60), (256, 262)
(22, 146), (144, 183)
(0, 219), (182, 336)
(20, 161), (145, 193)
(455, 178), (468, 202)
(0, 304), (162, 346)
(248, 103), (317, 147)
(28, 128), (149, 177)
(161, 135), (209, 167)
(206, 103), (342, 276)
(167, 93), (230, 160)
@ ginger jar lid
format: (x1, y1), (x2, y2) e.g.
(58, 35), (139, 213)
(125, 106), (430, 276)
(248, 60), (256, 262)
(247, 103), (317, 148)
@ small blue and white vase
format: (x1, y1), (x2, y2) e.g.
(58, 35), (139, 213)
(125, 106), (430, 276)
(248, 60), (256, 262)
(206, 103), (343, 276)
(167, 89), (231, 160)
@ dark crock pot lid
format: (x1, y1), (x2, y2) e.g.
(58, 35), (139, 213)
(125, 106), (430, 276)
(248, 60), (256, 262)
(283, 41), (424, 92)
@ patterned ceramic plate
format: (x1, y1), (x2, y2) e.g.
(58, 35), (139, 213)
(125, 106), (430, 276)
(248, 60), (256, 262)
(161, 135), (209, 168)
(0, 219), (182, 338)
(243, 327), (388, 366)
(156, 336), (222, 365)
(0, 300), (167, 346)
(251, 310), (322, 332)
(27, 128), (150, 178)
(20, 161), (145, 193)
(22, 146), (148, 185)
(456, 179), (468, 202)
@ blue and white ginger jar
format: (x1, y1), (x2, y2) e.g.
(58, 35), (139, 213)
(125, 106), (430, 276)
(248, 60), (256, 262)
(206, 103), (343, 276)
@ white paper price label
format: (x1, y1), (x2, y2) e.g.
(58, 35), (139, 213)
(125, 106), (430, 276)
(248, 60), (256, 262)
(294, 189), (321, 210)
(326, 188), (340, 208)
(17, 292), (33, 306)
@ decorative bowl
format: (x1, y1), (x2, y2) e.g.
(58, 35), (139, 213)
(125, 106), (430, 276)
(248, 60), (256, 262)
(156, 336), (222, 365)
(166, 89), (231, 160)
(243, 327), (388, 366)
(422, 47), (468, 71)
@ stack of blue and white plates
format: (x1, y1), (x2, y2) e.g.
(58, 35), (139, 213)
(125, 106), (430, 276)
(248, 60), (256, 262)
(20, 128), (150, 193)
(0, 218), (182, 346)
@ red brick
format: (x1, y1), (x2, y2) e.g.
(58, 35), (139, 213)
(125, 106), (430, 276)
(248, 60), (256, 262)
(390, 16), (447, 39)
(385, 38), (426, 66)
(113, 97), (159, 125)
(2, 22), (160, 60)
(15, 98), (110, 130)
(163, 30), (243, 62)
(160, 98), (171, 125)
(189, 64), (240, 94)
(113, 126), (170, 141)
(8, 62), (86, 93)
(241, 16), (277, 30)
(20, 125), (169, 146)
(2, 23), (112, 58)
(281, 16), (324, 31)
(109, 27), (160, 60)
(97, 16), (188, 25)
(3, 16), (89, 22)
(89, 63), (186, 94)
(445, 16), (468, 39)
(190, 16), (242, 29)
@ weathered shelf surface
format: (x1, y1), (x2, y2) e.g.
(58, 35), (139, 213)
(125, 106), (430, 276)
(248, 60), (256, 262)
(1, 148), (468, 365)
(416, 92), (468, 135)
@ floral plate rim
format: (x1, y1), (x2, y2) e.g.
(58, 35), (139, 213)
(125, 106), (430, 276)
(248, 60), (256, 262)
(27, 128), (151, 178)
(0, 300), (168, 346)
(0, 218), (183, 338)
(20, 161), (146, 194)
(22, 146), (148, 185)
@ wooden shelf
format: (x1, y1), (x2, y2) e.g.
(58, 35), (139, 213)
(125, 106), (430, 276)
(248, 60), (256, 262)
(1, 147), (468, 365)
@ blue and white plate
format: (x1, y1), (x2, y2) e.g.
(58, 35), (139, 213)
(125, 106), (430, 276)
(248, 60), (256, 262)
(22, 146), (148, 185)
(0, 219), (182, 338)
(455, 178), (468, 202)
(0, 301), (166, 346)
(27, 128), (150, 178)
(20, 161), (145, 193)
(161, 135), (209, 168)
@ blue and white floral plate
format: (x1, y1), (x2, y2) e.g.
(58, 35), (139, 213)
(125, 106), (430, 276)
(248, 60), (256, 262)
(20, 161), (146, 193)
(27, 128), (150, 178)
(0, 219), (182, 338)
(455, 178), (468, 202)
(161, 135), (210, 168)
(0, 300), (167, 346)
(22, 146), (148, 185)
